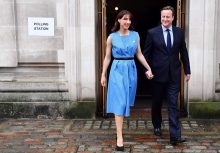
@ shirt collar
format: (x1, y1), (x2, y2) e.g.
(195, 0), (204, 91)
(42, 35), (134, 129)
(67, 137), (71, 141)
(162, 25), (173, 32)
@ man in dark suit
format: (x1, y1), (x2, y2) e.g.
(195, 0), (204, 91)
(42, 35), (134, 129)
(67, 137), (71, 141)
(143, 6), (191, 145)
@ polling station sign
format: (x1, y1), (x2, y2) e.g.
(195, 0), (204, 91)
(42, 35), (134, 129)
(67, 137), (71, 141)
(28, 17), (54, 36)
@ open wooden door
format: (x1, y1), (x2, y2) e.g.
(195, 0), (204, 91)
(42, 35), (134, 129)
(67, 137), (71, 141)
(96, 0), (107, 117)
(176, 0), (187, 117)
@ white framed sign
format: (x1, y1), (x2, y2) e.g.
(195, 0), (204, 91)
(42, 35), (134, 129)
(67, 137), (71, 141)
(28, 17), (54, 36)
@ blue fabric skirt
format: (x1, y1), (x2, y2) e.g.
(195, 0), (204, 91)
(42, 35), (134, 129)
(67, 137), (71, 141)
(106, 59), (137, 117)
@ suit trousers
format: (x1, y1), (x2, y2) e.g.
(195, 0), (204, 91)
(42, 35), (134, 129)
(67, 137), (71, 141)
(151, 79), (181, 139)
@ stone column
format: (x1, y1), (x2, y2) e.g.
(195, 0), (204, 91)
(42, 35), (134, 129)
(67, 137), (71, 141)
(188, 0), (216, 100)
(64, 0), (78, 101)
(215, 0), (220, 97)
(65, 0), (96, 101)
(0, 0), (17, 67)
(188, 0), (220, 118)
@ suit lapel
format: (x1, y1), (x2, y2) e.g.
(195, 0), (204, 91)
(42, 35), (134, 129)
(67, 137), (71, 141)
(172, 27), (178, 49)
(157, 27), (167, 49)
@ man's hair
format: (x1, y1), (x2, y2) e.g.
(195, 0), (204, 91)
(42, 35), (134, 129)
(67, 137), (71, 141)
(161, 6), (175, 17)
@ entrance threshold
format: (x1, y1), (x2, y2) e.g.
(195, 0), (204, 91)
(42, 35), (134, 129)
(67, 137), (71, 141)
(131, 96), (168, 119)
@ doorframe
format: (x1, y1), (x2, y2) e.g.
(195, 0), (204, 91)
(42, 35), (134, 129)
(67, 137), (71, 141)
(176, 0), (187, 117)
(96, 0), (187, 117)
(96, 0), (107, 117)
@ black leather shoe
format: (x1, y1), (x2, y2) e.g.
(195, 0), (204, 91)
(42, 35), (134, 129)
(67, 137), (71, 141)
(115, 145), (124, 151)
(154, 128), (162, 136)
(115, 137), (124, 151)
(170, 138), (186, 145)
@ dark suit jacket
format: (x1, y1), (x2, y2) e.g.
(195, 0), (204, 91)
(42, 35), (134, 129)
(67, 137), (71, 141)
(143, 25), (191, 83)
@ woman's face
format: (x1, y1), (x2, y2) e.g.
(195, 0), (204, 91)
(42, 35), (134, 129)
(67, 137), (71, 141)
(118, 14), (131, 30)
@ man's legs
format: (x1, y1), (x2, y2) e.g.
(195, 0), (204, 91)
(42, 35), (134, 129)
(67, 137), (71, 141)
(152, 81), (166, 129)
(166, 80), (181, 140)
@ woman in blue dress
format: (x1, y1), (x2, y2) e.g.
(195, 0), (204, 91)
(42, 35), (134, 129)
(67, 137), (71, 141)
(101, 10), (153, 151)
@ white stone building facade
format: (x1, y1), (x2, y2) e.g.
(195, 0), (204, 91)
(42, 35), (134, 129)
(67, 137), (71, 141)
(0, 0), (220, 118)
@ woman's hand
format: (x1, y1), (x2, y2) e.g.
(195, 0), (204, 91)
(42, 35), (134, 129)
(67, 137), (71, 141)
(101, 75), (107, 87)
(145, 70), (154, 80)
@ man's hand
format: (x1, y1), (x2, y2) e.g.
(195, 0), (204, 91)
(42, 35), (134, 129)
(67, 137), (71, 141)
(185, 74), (191, 82)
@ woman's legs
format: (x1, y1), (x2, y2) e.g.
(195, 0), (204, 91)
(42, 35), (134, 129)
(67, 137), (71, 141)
(115, 115), (124, 147)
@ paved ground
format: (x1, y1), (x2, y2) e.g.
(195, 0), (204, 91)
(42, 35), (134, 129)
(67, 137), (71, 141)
(0, 117), (220, 153)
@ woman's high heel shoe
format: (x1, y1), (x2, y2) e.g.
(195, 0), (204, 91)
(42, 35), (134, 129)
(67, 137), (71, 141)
(115, 137), (124, 151)
(115, 145), (124, 151)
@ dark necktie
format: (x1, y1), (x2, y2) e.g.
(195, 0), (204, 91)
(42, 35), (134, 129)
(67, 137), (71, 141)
(166, 29), (171, 51)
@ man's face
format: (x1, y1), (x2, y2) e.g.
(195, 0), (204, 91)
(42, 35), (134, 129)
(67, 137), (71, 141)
(161, 10), (174, 28)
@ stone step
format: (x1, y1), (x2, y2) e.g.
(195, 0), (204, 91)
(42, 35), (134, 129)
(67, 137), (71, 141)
(0, 64), (65, 81)
(0, 101), (96, 119)
(0, 72), (65, 81)
(0, 72), (65, 77)
(0, 67), (65, 74)
(0, 92), (69, 102)
(0, 82), (68, 91)
(0, 101), (70, 118)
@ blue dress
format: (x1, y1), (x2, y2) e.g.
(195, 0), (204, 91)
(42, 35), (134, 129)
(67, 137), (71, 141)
(107, 31), (138, 117)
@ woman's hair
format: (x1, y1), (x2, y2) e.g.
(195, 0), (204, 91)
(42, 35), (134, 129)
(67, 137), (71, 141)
(161, 6), (175, 17)
(111, 10), (134, 32)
